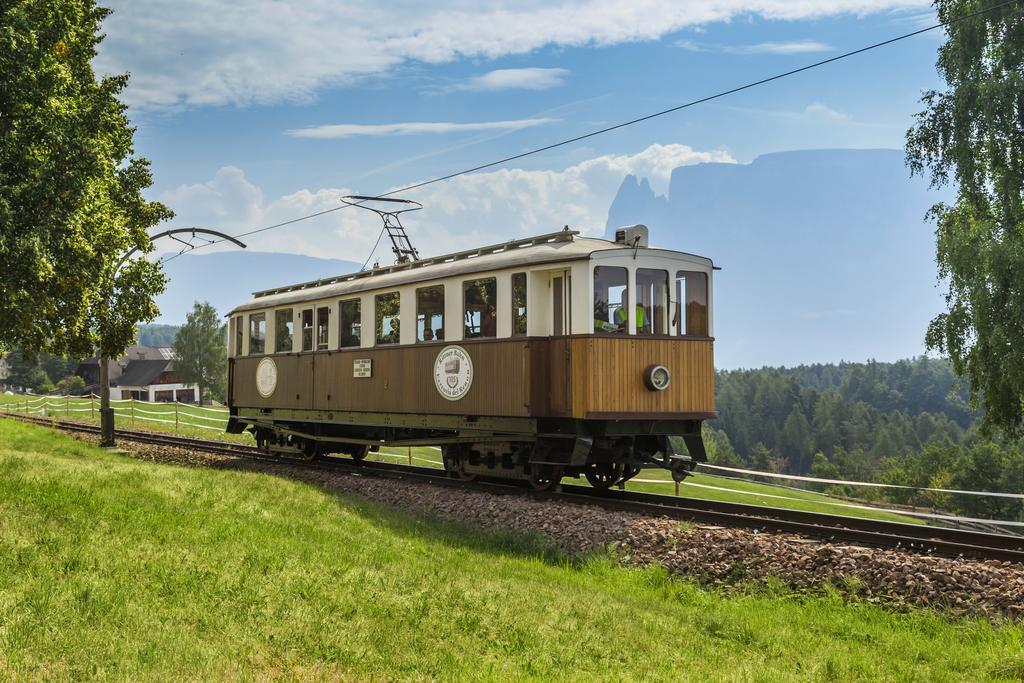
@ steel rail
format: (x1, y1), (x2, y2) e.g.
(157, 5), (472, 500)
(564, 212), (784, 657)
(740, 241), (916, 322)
(5, 412), (1023, 563)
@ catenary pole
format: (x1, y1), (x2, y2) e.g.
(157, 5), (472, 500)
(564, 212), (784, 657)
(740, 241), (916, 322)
(98, 228), (245, 448)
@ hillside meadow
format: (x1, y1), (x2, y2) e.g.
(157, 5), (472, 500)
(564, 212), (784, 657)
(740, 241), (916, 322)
(0, 418), (1021, 680)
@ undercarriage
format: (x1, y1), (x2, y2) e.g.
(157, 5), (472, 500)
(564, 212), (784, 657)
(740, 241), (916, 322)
(230, 408), (707, 491)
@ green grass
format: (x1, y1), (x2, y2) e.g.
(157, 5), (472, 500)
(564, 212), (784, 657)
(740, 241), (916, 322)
(0, 393), (248, 443)
(0, 418), (1021, 680)
(619, 469), (926, 525)
(0, 396), (927, 524)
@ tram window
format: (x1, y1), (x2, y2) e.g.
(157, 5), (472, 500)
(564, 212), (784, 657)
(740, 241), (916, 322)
(274, 309), (293, 352)
(636, 269), (669, 335)
(511, 272), (527, 336)
(463, 277), (497, 339)
(338, 299), (361, 348)
(375, 292), (401, 345)
(301, 309), (314, 351)
(248, 313), (266, 354)
(593, 266), (628, 334)
(234, 317), (243, 356)
(416, 285), (444, 343)
(675, 270), (709, 337)
(316, 306), (330, 350)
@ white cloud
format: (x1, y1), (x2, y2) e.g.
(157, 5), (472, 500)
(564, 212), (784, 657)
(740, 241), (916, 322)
(677, 39), (832, 53)
(285, 117), (558, 140)
(156, 143), (734, 261)
(454, 68), (570, 92)
(728, 40), (832, 54)
(98, 0), (928, 110)
(804, 102), (849, 122)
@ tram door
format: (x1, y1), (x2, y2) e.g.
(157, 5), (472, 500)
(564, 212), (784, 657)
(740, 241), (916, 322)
(549, 270), (573, 416)
(551, 270), (571, 336)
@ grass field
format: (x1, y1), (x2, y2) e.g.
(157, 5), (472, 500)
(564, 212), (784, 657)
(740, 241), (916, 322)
(0, 418), (1021, 680)
(0, 395), (920, 524)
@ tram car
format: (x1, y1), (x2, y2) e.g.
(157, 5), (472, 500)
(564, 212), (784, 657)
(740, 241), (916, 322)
(226, 216), (716, 491)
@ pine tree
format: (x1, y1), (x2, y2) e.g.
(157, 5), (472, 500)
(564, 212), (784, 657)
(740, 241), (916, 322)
(172, 302), (227, 405)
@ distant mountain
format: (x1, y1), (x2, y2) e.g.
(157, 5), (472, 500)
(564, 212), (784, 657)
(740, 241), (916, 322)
(154, 251), (361, 323)
(137, 324), (180, 346)
(605, 149), (952, 369)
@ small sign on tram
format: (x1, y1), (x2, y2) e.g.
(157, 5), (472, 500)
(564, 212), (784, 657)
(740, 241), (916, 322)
(353, 359), (372, 378)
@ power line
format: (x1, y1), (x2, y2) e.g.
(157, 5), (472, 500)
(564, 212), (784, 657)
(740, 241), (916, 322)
(158, 0), (1021, 265)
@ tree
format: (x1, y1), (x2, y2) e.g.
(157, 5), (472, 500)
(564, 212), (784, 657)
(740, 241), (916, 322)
(172, 302), (227, 405)
(809, 453), (840, 480)
(750, 442), (774, 472)
(0, 2), (172, 360)
(779, 407), (813, 473)
(906, 1), (1024, 435)
(4, 349), (49, 392)
(703, 426), (744, 468)
(56, 375), (85, 396)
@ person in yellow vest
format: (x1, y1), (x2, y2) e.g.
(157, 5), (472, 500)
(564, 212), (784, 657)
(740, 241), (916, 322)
(613, 290), (646, 333)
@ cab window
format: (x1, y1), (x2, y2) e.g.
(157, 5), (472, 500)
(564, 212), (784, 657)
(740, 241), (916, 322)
(675, 271), (709, 337)
(375, 292), (400, 345)
(511, 272), (527, 336)
(593, 266), (628, 334)
(234, 316), (243, 356)
(636, 269), (669, 335)
(339, 299), (361, 348)
(416, 285), (444, 342)
(274, 309), (293, 352)
(463, 277), (496, 339)
(248, 313), (266, 354)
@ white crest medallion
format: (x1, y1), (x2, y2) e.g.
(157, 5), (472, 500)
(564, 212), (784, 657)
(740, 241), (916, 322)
(433, 345), (473, 401)
(255, 357), (278, 398)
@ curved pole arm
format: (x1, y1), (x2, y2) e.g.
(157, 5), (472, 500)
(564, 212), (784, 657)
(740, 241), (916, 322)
(117, 228), (247, 270)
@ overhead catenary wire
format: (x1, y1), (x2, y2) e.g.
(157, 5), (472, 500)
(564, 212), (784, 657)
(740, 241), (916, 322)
(156, 0), (1021, 265)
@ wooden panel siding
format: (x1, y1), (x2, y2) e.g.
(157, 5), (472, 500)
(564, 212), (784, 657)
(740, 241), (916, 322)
(231, 354), (314, 410)
(312, 340), (530, 416)
(230, 336), (714, 419)
(233, 339), (531, 418)
(568, 337), (714, 418)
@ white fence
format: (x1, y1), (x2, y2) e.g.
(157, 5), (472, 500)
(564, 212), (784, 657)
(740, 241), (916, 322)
(1, 394), (230, 432)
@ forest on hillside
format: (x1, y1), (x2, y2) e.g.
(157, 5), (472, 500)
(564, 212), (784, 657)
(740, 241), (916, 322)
(704, 357), (1023, 521)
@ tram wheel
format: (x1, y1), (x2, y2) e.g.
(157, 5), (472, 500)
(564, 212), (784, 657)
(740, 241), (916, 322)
(528, 464), (563, 492)
(349, 445), (368, 462)
(620, 464), (641, 483)
(585, 462), (624, 490)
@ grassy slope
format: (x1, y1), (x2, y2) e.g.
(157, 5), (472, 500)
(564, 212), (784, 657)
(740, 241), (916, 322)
(0, 419), (1021, 681)
(0, 396), (936, 524)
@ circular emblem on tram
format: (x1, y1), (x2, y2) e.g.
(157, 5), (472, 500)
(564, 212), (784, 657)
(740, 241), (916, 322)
(255, 357), (278, 398)
(433, 345), (474, 401)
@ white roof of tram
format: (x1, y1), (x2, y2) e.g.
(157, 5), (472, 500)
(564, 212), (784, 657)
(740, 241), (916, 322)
(228, 228), (713, 315)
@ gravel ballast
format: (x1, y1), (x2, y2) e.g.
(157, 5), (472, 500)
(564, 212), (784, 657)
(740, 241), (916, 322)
(85, 435), (1024, 621)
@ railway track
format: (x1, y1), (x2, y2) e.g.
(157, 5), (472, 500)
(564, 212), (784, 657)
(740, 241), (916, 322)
(6, 412), (1024, 564)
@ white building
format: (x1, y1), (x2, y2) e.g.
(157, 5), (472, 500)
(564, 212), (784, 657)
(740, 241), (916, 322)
(110, 358), (199, 403)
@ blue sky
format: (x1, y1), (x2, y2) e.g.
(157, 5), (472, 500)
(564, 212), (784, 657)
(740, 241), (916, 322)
(93, 1), (946, 262)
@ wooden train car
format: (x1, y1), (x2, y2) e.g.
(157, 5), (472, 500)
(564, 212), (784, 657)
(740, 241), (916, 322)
(226, 225), (716, 490)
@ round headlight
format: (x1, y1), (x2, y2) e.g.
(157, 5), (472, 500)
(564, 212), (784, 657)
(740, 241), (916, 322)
(644, 364), (671, 391)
